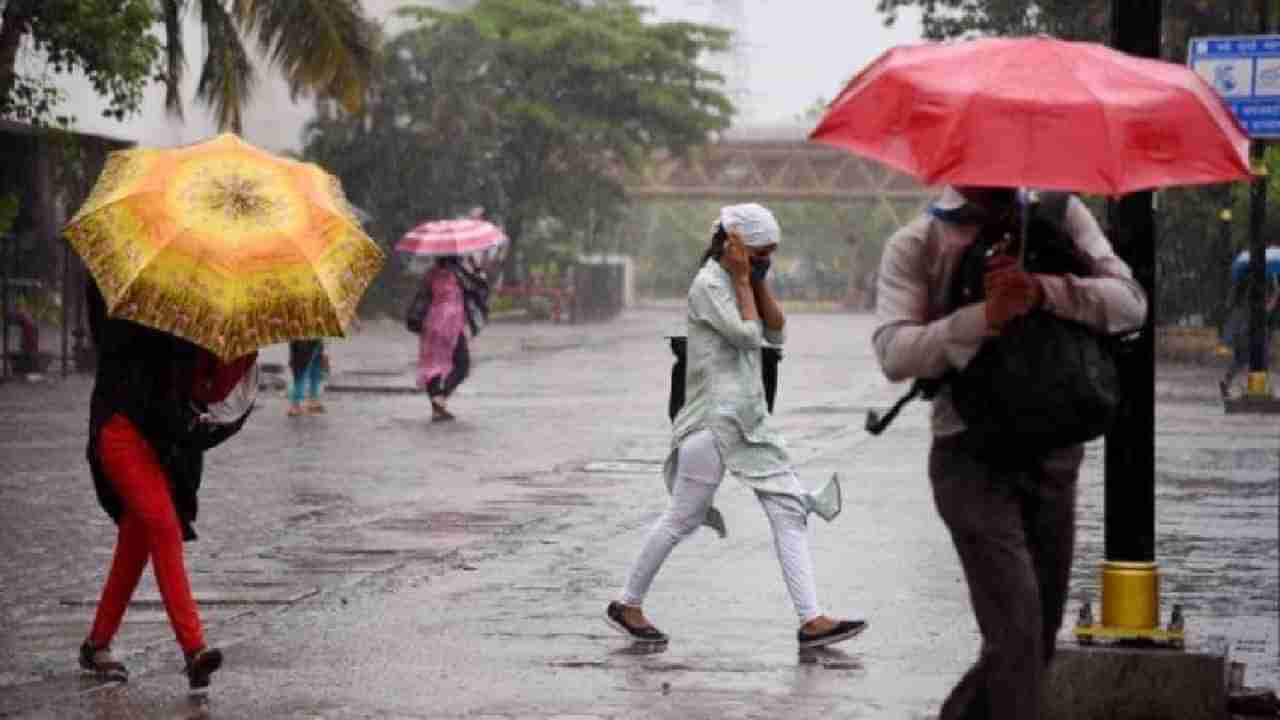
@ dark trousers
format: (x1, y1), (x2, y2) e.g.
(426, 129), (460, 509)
(426, 335), (470, 399)
(929, 434), (1084, 720)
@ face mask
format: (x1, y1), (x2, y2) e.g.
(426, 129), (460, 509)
(749, 256), (771, 282)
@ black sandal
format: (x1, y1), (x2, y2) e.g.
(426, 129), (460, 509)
(797, 619), (868, 649)
(79, 640), (128, 682)
(605, 601), (668, 643)
(184, 646), (223, 691)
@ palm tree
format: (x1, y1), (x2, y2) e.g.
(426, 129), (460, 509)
(161, 0), (377, 132)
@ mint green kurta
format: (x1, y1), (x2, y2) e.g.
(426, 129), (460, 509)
(665, 261), (802, 504)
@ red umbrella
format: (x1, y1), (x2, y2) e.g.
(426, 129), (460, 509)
(396, 218), (509, 258)
(809, 36), (1251, 195)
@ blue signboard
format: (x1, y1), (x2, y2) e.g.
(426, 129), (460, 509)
(1188, 35), (1280, 138)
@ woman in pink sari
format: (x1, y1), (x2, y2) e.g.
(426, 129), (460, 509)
(417, 256), (488, 420)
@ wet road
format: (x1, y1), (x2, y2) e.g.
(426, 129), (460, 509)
(0, 309), (1275, 718)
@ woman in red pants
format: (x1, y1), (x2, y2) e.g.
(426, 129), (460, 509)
(79, 282), (257, 692)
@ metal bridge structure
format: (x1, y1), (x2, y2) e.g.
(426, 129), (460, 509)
(623, 128), (933, 227)
(619, 127), (936, 303)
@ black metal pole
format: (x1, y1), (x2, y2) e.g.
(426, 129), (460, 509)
(1104, 0), (1160, 566)
(1247, 145), (1268, 381)
(1220, 207), (1233, 312)
(1, 232), (9, 381)
(1247, 3), (1271, 387)
(60, 235), (69, 377)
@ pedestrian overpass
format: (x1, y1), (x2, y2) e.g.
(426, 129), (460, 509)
(620, 126), (936, 301)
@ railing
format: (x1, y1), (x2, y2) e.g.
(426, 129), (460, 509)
(494, 285), (574, 324)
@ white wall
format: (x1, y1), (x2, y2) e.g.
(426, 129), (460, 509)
(24, 0), (453, 152)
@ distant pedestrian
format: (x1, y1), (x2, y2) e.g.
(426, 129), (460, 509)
(1219, 275), (1279, 398)
(288, 339), (326, 416)
(416, 255), (490, 421)
(874, 186), (1147, 720)
(606, 203), (864, 649)
(80, 281), (258, 692)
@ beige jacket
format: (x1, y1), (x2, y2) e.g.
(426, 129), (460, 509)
(872, 188), (1149, 437)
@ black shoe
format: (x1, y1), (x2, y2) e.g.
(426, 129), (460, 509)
(605, 601), (668, 643)
(184, 647), (223, 691)
(1220, 379), (1231, 400)
(79, 640), (128, 682)
(797, 619), (867, 649)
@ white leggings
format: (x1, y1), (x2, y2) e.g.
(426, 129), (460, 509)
(619, 429), (822, 624)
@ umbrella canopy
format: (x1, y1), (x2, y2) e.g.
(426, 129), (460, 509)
(1230, 246), (1280, 282)
(64, 133), (385, 360)
(396, 218), (508, 258)
(809, 36), (1252, 195)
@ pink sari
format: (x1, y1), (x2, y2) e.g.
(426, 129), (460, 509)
(416, 266), (465, 390)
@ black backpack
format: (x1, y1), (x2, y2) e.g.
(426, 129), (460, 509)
(405, 283), (430, 334)
(867, 193), (1122, 457)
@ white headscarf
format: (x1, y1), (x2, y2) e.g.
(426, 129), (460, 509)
(718, 203), (781, 248)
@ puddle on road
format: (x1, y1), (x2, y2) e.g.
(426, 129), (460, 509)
(549, 656), (864, 673)
(372, 510), (513, 535)
(1073, 438), (1280, 686)
(492, 491), (594, 508)
(787, 404), (868, 416)
(581, 459), (663, 474)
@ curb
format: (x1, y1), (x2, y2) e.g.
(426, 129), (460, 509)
(324, 384), (419, 395)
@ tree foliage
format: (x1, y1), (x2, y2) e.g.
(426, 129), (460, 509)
(0, 0), (161, 125)
(396, 0), (734, 275)
(0, 0), (376, 131)
(872, 0), (1280, 324)
(307, 0), (734, 311)
(302, 21), (505, 312)
(161, 0), (377, 132)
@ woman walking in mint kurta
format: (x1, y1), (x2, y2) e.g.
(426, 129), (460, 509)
(606, 203), (867, 648)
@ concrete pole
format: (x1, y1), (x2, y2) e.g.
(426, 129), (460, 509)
(1102, 0), (1161, 632)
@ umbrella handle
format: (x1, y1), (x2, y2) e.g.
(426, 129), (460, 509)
(1018, 188), (1037, 270)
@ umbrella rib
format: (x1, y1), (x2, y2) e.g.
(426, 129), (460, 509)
(935, 39), (1023, 188)
(1084, 44), (1247, 193)
(1051, 41), (1122, 194)
(66, 190), (174, 312)
(1162, 81), (1251, 189)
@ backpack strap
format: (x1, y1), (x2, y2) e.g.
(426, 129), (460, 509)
(866, 378), (941, 434)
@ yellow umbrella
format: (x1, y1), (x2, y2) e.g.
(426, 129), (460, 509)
(64, 133), (384, 360)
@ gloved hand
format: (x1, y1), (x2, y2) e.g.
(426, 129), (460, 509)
(984, 255), (1044, 332)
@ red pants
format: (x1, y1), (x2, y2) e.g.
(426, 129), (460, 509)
(89, 415), (204, 654)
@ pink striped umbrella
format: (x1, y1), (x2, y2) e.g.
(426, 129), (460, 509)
(395, 218), (509, 258)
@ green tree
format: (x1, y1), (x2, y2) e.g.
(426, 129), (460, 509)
(795, 96), (830, 126)
(0, 0), (376, 131)
(0, 0), (161, 124)
(157, 0), (376, 132)
(877, 0), (1108, 42)
(302, 20), (505, 312)
(398, 0), (734, 279)
(875, 1), (1277, 62)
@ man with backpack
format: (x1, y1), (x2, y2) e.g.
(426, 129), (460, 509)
(872, 186), (1147, 720)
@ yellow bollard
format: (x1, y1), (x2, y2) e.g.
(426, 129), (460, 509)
(1101, 561), (1159, 630)
(1246, 371), (1270, 396)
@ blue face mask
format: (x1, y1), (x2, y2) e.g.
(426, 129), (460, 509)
(750, 256), (771, 282)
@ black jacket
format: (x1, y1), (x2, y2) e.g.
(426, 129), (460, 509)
(86, 283), (250, 541)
